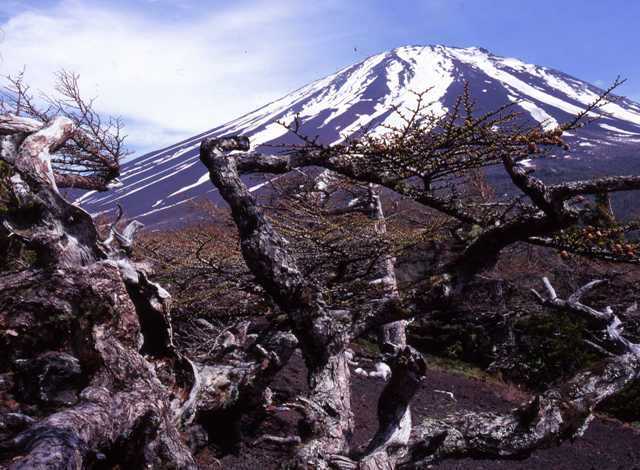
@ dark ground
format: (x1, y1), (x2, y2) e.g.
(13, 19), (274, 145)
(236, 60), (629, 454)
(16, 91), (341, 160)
(204, 351), (640, 470)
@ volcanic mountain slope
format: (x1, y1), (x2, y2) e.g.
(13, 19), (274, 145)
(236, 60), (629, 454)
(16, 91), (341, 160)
(75, 45), (640, 225)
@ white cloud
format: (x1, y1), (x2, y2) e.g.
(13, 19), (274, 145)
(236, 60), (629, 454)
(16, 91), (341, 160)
(0, 0), (351, 156)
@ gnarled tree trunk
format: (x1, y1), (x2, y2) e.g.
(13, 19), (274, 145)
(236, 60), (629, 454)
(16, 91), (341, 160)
(0, 116), (294, 469)
(0, 116), (197, 469)
(201, 136), (360, 468)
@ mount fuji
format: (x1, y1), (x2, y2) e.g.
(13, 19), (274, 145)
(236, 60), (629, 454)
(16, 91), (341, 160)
(75, 45), (640, 225)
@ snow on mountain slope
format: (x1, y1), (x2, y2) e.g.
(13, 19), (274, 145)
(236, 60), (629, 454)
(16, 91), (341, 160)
(75, 45), (640, 225)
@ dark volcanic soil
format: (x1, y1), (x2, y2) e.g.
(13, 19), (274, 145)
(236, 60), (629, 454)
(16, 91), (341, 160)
(207, 351), (640, 470)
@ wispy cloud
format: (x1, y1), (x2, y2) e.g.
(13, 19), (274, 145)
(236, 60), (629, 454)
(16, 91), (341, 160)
(2, 0), (637, 155)
(0, 0), (355, 155)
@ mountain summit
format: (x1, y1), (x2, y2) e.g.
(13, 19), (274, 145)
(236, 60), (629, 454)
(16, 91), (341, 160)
(76, 45), (640, 224)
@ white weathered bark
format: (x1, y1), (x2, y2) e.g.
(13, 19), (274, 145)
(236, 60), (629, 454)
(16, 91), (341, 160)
(403, 278), (640, 467)
(367, 184), (406, 348)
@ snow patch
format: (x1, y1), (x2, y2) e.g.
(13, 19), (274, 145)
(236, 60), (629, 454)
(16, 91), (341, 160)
(449, 48), (596, 118)
(167, 172), (211, 199)
(599, 123), (640, 135)
(515, 98), (559, 131)
(542, 72), (640, 127)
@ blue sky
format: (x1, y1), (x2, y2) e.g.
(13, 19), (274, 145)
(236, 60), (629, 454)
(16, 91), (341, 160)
(0, 0), (639, 156)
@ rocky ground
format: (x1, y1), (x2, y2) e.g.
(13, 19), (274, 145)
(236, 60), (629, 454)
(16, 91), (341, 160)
(204, 351), (640, 470)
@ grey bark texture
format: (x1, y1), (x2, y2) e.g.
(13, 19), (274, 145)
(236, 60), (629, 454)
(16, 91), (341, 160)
(200, 135), (640, 469)
(0, 117), (289, 469)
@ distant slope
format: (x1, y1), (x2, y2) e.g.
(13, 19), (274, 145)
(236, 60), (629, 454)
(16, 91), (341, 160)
(76, 45), (640, 225)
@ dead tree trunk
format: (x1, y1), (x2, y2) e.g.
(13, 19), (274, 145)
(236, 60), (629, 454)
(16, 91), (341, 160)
(0, 116), (197, 469)
(0, 116), (294, 469)
(349, 184), (420, 470)
(403, 278), (640, 467)
(366, 184), (406, 348)
(201, 137), (356, 468)
(354, 345), (426, 470)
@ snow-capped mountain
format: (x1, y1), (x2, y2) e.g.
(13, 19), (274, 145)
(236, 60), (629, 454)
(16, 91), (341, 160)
(76, 45), (640, 225)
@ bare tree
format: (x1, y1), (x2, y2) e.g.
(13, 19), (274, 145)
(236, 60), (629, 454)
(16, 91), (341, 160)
(199, 81), (640, 468)
(1, 70), (124, 191)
